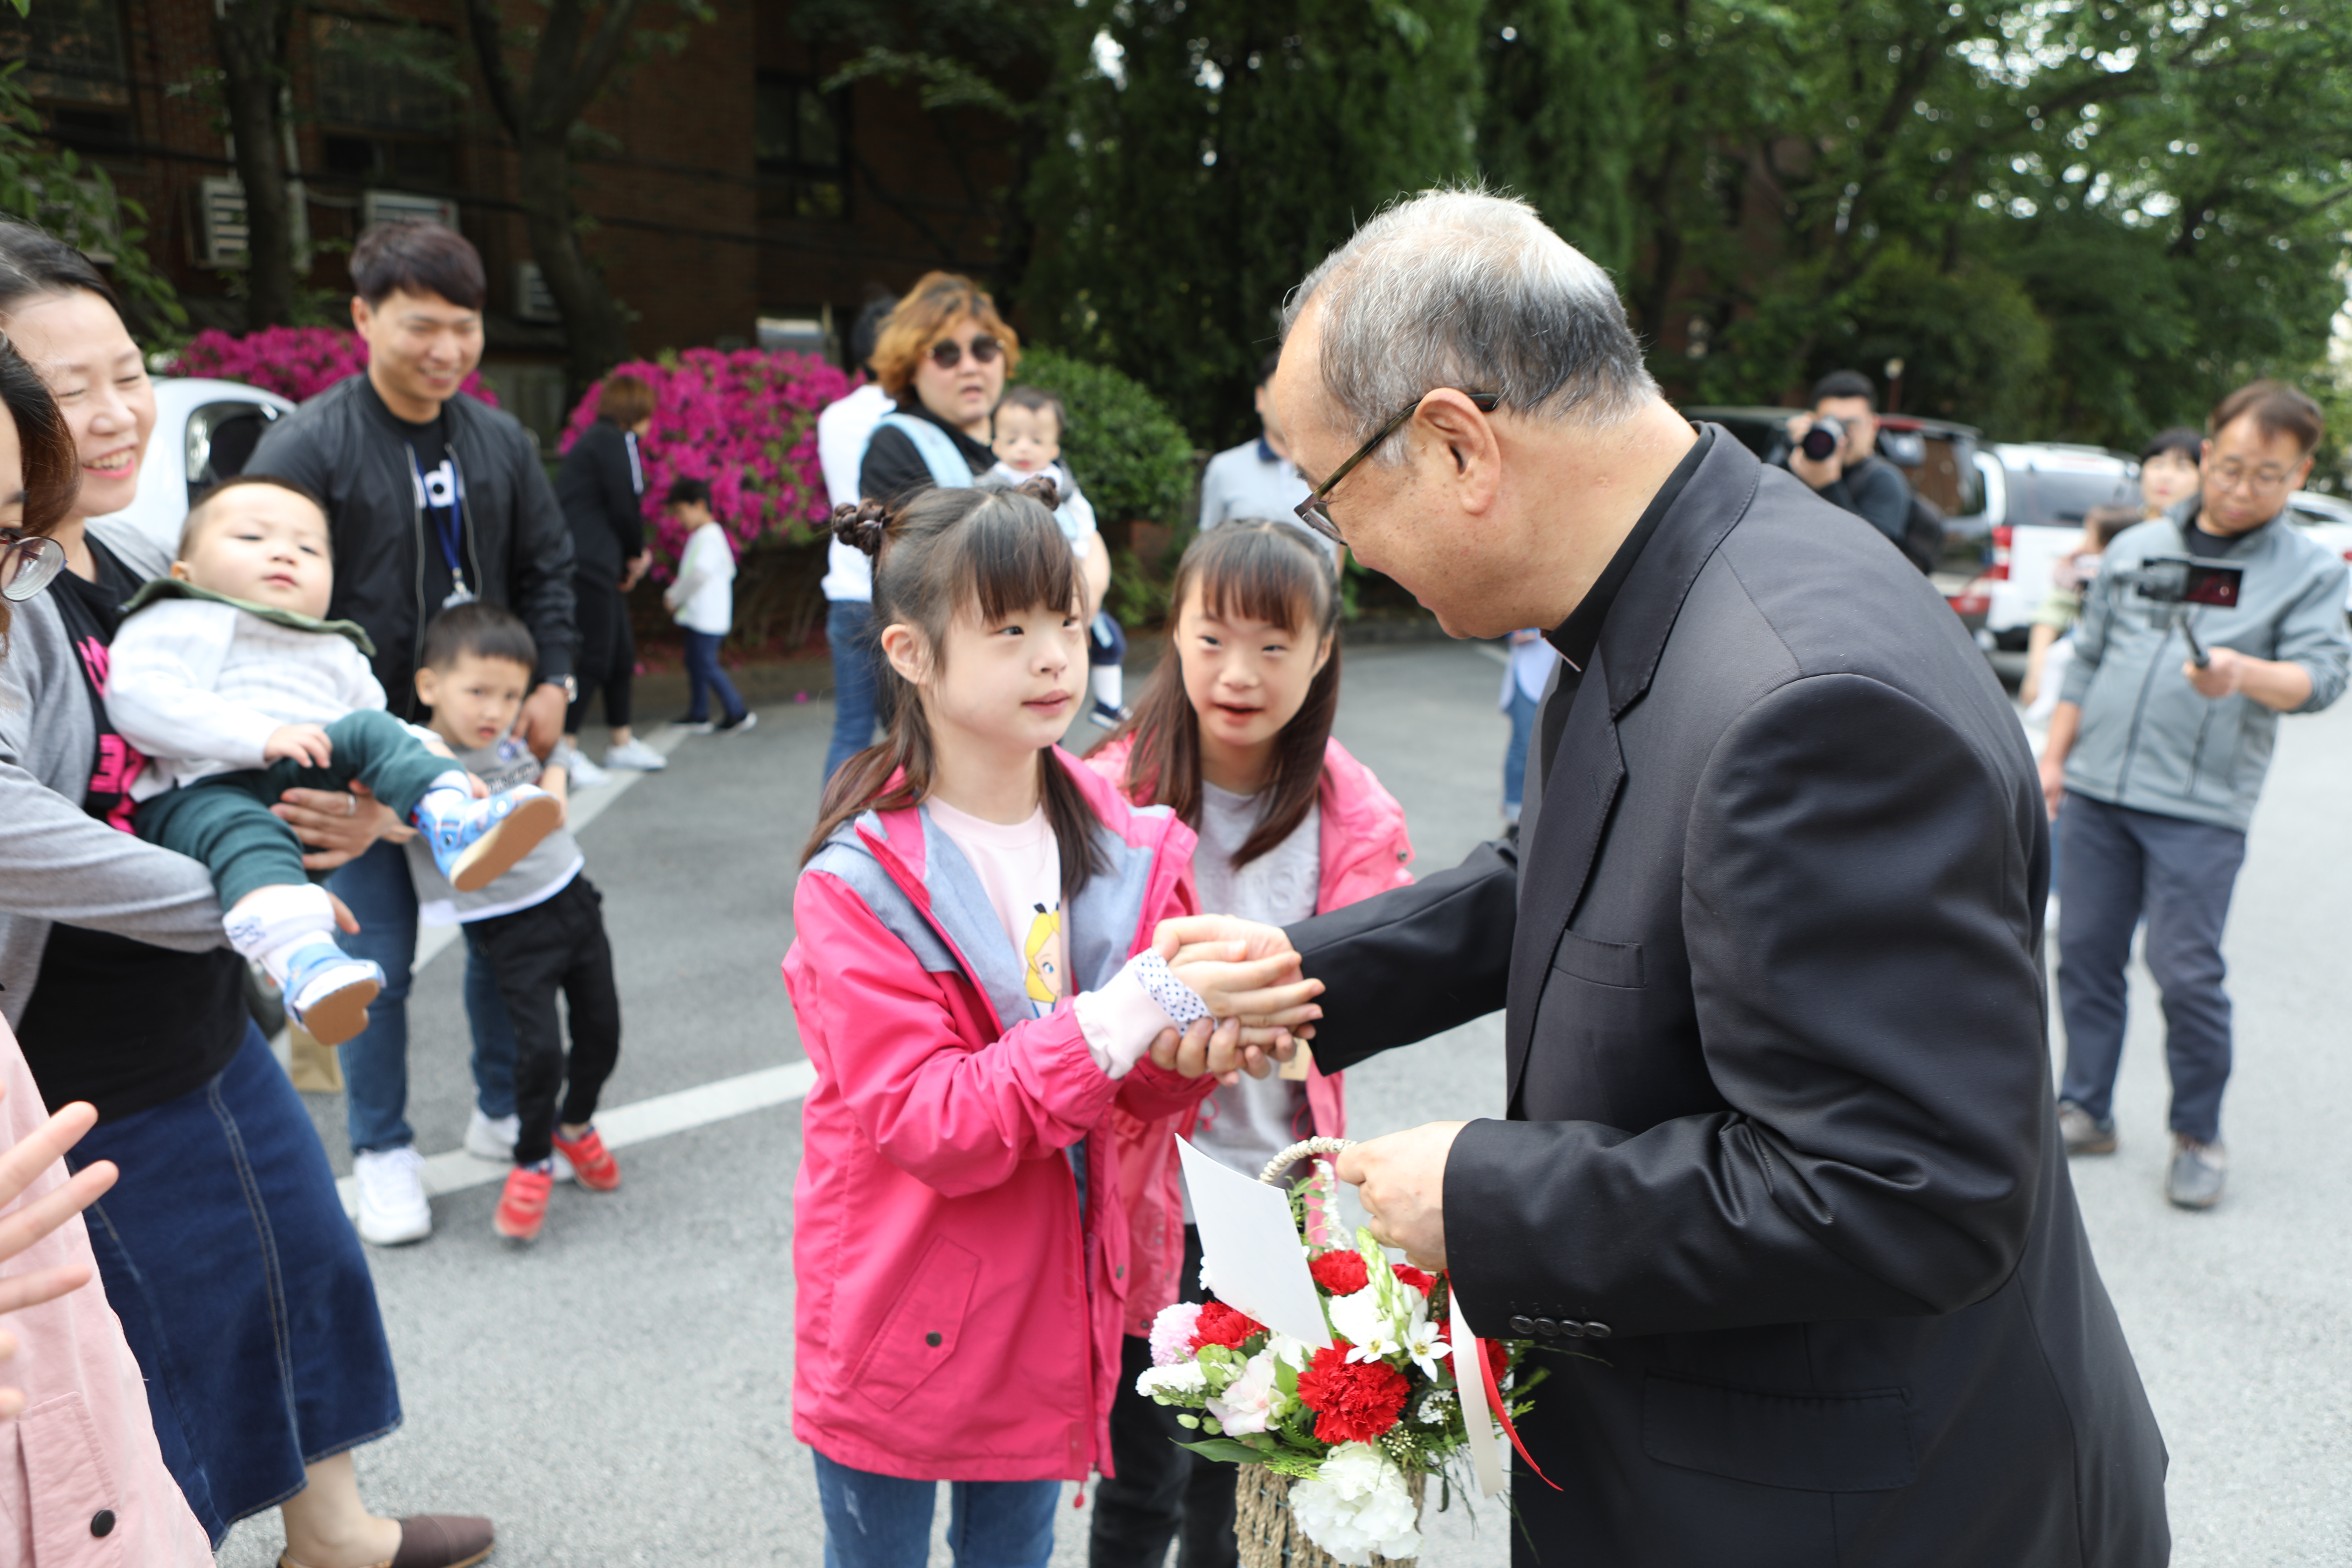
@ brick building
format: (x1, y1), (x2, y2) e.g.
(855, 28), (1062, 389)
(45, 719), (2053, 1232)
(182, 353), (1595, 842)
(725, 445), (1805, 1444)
(4, 0), (1021, 443)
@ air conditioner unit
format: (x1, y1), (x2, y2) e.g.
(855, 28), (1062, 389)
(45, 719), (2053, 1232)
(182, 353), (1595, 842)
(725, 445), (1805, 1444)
(360, 190), (460, 231)
(196, 177), (249, 267)
(514, 261), (560, 323)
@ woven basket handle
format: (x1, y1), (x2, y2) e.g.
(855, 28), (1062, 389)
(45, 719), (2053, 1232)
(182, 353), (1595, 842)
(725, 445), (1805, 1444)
(1257, 1136), (1354, 1187)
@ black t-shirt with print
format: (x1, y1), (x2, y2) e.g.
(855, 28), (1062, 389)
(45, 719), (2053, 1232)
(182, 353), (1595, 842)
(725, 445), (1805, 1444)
(398, 409), (471, 612)
(14, 539), (248, 1119)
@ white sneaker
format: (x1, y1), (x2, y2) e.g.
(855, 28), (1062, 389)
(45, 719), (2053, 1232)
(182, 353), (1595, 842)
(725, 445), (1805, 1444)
(351, 1146), (432, 1245)
(560, 746), (611, 788)
(604, 737), (668, 771)
(465, 1107), (518, 1161)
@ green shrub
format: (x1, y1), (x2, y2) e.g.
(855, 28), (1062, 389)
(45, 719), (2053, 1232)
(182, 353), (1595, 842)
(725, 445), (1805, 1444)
(1011, 346), (1197, 530)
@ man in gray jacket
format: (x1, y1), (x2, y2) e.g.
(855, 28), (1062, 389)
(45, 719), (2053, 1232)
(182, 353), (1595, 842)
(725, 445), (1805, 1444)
(2039, 379), (2349, 1209)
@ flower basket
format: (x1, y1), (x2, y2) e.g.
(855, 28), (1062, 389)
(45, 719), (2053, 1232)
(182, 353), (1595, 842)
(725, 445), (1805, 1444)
(1134, 1138), (1543, 1568)
(1236, 1460), (1427, 1568)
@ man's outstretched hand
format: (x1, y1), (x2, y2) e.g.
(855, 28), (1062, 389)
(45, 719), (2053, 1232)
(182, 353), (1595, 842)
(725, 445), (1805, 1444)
(1337, 1121), (1467, 1273)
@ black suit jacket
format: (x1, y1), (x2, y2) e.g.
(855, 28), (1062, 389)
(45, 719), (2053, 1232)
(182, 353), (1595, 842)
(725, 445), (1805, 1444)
(1289, 432), (2166, 1567)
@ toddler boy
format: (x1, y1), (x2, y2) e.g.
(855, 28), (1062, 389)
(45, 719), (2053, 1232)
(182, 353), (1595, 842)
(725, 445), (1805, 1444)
(988, 385), (1126, 726)
(107, 475), (560, 1046)
(407, 602), (623, 1242)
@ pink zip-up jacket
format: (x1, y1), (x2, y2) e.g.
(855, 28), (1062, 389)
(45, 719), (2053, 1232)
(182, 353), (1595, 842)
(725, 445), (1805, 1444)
(784, 749), (1214, 1483)
(1086, 735), (1415, 1332)
(0, 1020), (211, 1567)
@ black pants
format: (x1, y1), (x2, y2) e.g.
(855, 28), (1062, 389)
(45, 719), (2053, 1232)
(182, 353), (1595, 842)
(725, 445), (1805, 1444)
(1090, 1225), (1237, 1568)
(567, 575), (635, 733)
(463, 875), (621, 1166)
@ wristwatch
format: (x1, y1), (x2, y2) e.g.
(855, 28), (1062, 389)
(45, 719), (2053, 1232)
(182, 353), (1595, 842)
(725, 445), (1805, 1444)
(547, 675), (578, 702)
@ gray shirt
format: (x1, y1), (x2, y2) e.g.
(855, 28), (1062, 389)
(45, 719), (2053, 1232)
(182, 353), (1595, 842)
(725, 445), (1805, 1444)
(1197, 439), (1334, 561)
(404, 732), (583, 923)
(0, 522), (225, 1026)
(1186, 782), (1318, 1202)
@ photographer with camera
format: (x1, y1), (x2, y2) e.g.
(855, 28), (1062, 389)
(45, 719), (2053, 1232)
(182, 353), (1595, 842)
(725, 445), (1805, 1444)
(1776, 369), (1913, 549)
(2040, 381), (2349, 1210)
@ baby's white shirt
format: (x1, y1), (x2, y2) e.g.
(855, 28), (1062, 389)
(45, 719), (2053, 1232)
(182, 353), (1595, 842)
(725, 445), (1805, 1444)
(106, 598), (388, 801)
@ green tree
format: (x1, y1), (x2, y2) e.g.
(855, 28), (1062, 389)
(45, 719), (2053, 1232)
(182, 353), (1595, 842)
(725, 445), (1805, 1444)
(0, 62), (183, 334)
(1474, 0), (1644, 276)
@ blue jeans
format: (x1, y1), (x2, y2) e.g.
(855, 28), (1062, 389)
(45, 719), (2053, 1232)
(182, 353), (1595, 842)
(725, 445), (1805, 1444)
(811, 1451), (1059, 1568)
(328, 838), (517, 1152)
(71, 1027), (402, 1542)
(2056, 792), (2247, 1144)
(1503, 683), (1540, 821)
(684, 627), (747, 727)
(825, 600), (883, 782)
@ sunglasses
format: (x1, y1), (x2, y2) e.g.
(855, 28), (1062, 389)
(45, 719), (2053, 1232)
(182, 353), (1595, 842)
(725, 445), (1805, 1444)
(0, 528), (66, 602)
(1294, 391), (1500, 544)
(927, 336), (1003, 371)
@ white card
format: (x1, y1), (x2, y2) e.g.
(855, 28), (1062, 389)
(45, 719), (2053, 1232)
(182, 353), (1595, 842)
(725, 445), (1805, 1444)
(1451, 1285), (1506, 1497)
(1175, 1136), (1334, 1350)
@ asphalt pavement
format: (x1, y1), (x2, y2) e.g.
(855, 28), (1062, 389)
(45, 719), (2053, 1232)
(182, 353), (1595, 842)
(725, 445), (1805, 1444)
(212, 637), (2351, 1566)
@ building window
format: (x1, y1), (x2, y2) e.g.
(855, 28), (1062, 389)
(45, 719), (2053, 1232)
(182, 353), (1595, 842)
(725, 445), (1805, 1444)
(1, 0), (134, 147)
(755, 75), (847, 222)
(309, 15), (461, 190)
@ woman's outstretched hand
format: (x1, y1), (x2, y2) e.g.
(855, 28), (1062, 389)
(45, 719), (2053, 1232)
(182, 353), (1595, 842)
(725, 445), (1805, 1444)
(0, 1088), (118, 1418)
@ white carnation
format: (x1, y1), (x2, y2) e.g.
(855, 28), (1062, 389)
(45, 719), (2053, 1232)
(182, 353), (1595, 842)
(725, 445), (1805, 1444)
(1134, 1362), (1209, 1402)
(1288, 1443), (1423, 1565)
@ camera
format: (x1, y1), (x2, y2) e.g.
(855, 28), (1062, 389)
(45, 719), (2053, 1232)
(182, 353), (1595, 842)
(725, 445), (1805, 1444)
(1799, 415), (1846, 463)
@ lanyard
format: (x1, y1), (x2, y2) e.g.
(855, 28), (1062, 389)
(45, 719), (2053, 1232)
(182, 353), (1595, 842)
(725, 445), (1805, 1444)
(406, 440), (473, 607)
(624, 429), (643, 497)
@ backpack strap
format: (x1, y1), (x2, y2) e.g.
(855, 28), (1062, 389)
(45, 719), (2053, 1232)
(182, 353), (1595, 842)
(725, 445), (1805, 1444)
(870, 411), (977, 490)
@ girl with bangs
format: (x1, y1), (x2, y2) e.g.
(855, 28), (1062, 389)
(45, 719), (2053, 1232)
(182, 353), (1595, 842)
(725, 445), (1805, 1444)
(1083, 520), (1416, 1568)
(785, 480), (1322, 1568)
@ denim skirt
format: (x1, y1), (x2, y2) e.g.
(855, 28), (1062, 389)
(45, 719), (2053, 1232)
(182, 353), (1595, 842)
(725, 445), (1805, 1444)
(68, 1024), (401, 1544)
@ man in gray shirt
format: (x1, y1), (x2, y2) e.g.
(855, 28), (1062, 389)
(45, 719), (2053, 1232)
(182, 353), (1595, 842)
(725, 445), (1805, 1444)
(2039, 380), (2350, 1209)
(1197, 351), (1331, 558)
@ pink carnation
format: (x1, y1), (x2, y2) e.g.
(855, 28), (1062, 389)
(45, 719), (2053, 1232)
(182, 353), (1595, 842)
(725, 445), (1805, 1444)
(1148, 1302), (1204, 1367)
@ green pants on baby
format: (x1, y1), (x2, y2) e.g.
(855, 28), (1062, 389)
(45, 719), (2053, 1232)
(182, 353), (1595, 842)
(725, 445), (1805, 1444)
(135, 708), (458, 909)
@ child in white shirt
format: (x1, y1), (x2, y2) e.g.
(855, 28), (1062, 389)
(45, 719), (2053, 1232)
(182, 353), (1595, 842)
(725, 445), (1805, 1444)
(105, 476), (561, 1046)
(660, 477), (753, 736)
(986, 386), (1128, 728)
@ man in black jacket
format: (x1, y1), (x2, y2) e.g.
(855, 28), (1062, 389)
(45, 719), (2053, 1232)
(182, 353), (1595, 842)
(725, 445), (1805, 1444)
(1774, 368), (1915, 549)
(245, 220), (578, 1245)
(1167, 191), (2167, 1564)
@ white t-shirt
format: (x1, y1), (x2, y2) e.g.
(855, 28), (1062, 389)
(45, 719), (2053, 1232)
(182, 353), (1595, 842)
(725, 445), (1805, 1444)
(925, 798), (1070, 1020)
(670, 522), (736, 636)
(818, 383), (892, 602)
(1188, 781), (1320, 1197)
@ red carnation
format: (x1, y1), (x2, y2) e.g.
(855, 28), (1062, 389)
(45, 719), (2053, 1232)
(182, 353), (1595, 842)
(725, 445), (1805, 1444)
(1310, 1250), (1371, 1296)
(1295, 1342), (1412, 1444)
(1190, 1300), (1265, 1351)
(1391, 1264), (1435, 1296)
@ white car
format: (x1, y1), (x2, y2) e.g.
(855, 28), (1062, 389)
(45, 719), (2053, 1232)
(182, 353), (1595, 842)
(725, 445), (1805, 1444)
(2281, 490), (2352, 611)
(1967, 443), (2140, 648)
(96, 377), (298, 556)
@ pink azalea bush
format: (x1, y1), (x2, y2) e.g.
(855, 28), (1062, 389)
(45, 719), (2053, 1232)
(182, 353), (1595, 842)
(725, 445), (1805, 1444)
(560, 347), (854, 569)
(169, 326), (499, 406)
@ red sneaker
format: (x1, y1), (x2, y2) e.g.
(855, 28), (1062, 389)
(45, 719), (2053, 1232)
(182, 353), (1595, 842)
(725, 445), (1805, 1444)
(551, 1127), (621, 1192)
(492, 1167), (553, 1240)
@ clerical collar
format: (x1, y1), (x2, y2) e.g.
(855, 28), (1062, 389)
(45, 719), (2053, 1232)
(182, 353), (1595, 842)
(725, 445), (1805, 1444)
(1545, 425), (1713, 674)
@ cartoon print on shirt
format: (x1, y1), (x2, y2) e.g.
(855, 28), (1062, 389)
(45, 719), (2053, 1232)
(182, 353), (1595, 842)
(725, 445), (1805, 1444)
(1024, 902), (1064, 1010)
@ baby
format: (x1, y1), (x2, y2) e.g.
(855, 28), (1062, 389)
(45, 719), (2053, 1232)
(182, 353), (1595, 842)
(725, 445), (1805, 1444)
(986, 385), (1127, 726)
(105, 474), (560, 1046)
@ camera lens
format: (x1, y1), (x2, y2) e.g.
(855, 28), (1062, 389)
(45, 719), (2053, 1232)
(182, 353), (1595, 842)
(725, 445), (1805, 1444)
(1800, 415), (1844, 463)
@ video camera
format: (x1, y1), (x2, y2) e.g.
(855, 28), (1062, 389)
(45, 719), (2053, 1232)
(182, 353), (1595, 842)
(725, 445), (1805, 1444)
(1799, 415), (1847, 463)
(2115, 556), (2244, 668)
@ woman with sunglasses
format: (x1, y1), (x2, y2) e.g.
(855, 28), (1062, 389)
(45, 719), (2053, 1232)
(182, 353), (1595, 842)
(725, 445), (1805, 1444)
(0, 222), (494, 1568)
(0, 321), (216, 1566)
(854, 271), (1019, 510)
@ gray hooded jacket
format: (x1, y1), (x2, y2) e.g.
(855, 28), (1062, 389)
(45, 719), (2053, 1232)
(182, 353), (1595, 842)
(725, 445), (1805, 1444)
(2059, 510), (2350, 832)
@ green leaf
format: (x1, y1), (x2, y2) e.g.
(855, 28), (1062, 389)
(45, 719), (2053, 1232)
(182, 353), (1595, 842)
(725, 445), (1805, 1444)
(1176, 1437), (1269, 1465)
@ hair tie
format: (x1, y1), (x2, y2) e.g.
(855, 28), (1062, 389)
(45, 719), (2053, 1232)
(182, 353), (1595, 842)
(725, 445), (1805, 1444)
(830, 499), (892, 560)
(1014, 473), (1060, 512)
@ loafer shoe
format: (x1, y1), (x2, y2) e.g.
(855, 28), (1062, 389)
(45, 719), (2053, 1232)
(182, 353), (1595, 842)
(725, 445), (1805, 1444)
(2166, 1136), (2227, 1210)
(393, 1513), (496, 1568)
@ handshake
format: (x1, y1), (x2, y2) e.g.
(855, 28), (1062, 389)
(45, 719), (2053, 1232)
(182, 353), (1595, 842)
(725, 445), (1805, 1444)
(1143, 915), (1321, 1084)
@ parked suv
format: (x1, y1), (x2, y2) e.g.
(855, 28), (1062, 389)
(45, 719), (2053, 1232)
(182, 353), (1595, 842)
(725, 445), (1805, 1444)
(96, 376), (296, 556)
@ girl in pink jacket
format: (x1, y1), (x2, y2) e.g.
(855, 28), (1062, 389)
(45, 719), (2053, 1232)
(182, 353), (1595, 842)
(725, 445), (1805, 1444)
(784, 482), (1321, 1568)
(1083, 520), (1415, 1568)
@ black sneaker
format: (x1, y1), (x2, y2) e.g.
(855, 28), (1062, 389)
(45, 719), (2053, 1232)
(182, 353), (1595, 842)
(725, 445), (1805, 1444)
(716, 710), (758, 737)
(2057, 1101), (2118, 1155)
(2165, 1136), (2226, 1210)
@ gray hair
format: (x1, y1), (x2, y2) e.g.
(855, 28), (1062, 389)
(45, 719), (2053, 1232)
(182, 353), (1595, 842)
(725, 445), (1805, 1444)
(1282, 188), (1656, 463)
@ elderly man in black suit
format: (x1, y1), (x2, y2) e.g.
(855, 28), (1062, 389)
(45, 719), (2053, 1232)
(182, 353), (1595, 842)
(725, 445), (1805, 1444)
(1162, 190), (2169, 1566)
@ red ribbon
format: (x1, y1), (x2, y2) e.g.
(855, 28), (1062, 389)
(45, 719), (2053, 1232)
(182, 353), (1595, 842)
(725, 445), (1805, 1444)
(1477, 1338), (1562, 1491)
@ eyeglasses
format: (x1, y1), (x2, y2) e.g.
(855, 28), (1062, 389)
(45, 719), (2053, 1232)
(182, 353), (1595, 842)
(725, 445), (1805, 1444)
(927, 336), (1002, 371)
(1294, 391), (1501, 544)
(2207, 461), (2298, 498)
(0, 529), (65, 602)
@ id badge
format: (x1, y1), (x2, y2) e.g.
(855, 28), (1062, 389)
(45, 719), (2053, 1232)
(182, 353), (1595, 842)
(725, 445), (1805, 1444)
(442, 582), (476, 610)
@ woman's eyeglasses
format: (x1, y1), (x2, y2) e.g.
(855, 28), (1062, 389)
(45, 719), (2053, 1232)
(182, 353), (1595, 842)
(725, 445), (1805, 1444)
(927, 336), (1002, 371)
(0, 529), (66, 602)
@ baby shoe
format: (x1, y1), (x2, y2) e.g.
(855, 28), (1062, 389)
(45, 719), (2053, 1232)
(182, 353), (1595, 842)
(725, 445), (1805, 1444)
(492, 1166), (553, 1242)
(281, 941), (384, 1048)
(415, 785), (563, 893)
